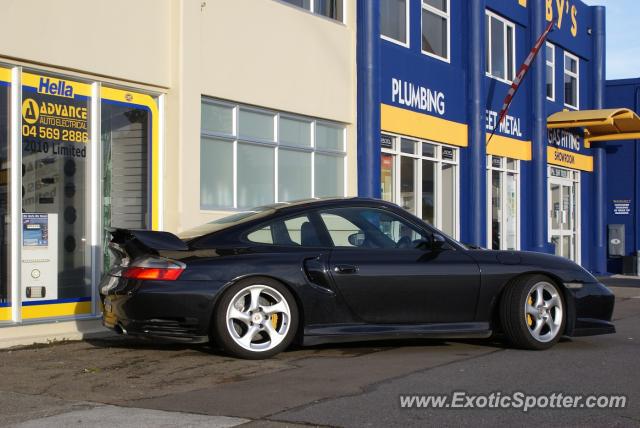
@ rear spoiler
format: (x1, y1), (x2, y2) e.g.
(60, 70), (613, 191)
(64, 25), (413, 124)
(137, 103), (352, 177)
(107, 228), (189, 251)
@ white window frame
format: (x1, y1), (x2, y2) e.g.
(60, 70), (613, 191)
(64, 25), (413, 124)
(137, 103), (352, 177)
(380, 0), (410, 48)
(563, 51), (580, 110)
(485, 10), (516, 84)
(275, 0), (346, 24)
(486, 155), (521, 251)
(200, 98), (347, 211)
(380, 133), (460, 239)
(421, 0), (451, 63)
(546, 42), (555, 101)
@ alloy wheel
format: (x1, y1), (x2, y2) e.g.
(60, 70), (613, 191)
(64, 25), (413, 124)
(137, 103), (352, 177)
(225, 284), (291, 352)
(525, 281), (563, 343)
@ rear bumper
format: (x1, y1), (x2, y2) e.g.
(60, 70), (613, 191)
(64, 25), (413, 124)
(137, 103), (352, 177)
(101, 274), (226, 343)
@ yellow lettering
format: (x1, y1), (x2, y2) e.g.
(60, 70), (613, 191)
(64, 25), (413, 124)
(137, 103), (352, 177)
(546, 0), (553, 21)
(555, 0), (565, 28)
(570, 5), (578, 37)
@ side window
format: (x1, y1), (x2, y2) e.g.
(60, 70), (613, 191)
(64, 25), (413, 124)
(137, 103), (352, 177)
(246, 214), (323, 247)
(320, 213), (361, 247)
(320, 207), (430, 249)
(246, 227), (273, 244)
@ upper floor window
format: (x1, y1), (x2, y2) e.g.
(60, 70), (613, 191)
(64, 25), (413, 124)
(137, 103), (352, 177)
(564, 51), (579, 109)
(381, 0), (409, 46)
(280, 0), (344, 23)
(485, 10), (515, 82)
(546, 42), (555, 101)
(200, 98), (346, 210)
(421, 0), (450, 61)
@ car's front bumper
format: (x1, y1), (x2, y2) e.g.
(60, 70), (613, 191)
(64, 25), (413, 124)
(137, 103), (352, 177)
(564, 281), (616, 337)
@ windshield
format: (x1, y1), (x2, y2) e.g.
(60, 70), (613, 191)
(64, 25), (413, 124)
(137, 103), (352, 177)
(177, 208), (277, 240)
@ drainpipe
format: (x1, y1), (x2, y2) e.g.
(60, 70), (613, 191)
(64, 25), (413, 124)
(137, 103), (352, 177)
(467, 0), (486, 246)
(592, 6), (607, 274)
(530, 0), (553, 254)
(357, 0), (381, 198)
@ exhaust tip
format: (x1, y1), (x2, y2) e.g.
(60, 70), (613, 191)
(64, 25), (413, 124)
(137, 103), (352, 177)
(114, 323), (128, 335)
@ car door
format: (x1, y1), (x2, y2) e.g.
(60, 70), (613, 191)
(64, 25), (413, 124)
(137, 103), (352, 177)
(319, 206), (481, 324)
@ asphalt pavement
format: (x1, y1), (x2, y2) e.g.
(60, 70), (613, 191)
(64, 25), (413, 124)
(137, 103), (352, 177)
(1, 282), (639, 427)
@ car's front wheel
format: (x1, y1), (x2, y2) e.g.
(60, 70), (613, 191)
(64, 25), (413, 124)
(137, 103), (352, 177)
(213, 277), (298, 359)
(500, 274), (565, 350)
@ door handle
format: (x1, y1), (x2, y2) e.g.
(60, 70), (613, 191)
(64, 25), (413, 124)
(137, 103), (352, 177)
(334, 264), (358, 274)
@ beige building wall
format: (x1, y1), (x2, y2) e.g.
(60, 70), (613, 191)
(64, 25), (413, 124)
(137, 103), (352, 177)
(0, 0), (358, 235)
(171, 0), (358, 233)
(0, 0), (172, 88)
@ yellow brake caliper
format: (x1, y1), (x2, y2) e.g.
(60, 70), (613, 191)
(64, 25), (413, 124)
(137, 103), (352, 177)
(527, 295), (534, 327)
(270, 313), (279, 329)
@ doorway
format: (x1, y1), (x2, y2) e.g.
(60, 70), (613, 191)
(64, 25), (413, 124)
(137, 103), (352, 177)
(548, 167), (580, 262)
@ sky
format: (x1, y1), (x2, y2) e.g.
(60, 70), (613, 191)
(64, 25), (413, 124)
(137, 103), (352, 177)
(582, 0), (640, 79)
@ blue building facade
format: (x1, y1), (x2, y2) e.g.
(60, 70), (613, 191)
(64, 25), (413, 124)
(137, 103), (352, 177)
(604, 79), (640, 273)
(357, 0), (609, 273)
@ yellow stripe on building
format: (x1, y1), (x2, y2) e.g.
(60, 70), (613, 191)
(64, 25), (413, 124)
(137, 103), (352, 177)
(486, 134), (532, 160)
(381, 104), (468, 147)
(0, 307), (11, 321)
(101, 87), (161, 230)
(0, 67), (10, 83)
(547, 146), (594, 172)
(22, 301), (92, 320)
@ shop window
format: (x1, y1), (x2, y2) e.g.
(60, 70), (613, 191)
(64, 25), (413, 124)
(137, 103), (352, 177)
(21, 72), (91, 306)
(278, 0), (344, 23)
(200, 98), (346, 210)
(101, 98), (151, 230)
(564, 51), (579, 109)
(485, 10), (515, 82)
(0, 70), (9, 316)
(422, 0), (450, 61)
(546, 42), (555, 101)
(380, 134), (458, 238)
(381, 0), (409, 46)
(487, 156), (519, 250)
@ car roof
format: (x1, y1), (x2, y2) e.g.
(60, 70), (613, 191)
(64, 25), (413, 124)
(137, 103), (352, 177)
(255, 197), (390, 213)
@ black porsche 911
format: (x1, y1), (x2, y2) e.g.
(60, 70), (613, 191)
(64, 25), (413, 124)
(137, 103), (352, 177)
(100, 198), (615, 359)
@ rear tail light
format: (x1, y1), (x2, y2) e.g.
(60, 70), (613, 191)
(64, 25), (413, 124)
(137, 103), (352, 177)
(122, 256), (185, 281)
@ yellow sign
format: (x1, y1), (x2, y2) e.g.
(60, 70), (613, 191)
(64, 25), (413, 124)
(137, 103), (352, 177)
(547, 146), (593, 171)
(486, 134), (532, 161)
(380, 103), (468, 148)
(22, 98), (39, 125)
(546, 0), (578, 37)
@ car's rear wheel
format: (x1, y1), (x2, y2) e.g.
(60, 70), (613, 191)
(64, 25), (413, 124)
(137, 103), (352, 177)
(500, 274), (565, 350)
(213, 277), (298, 359)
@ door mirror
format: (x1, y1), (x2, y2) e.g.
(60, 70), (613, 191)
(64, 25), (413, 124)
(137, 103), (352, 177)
(431, 233), (447, 251)
(347, 231), (366, 247)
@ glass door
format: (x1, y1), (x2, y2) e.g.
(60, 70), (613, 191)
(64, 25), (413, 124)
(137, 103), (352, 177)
(549, 174), (578, 261)
(487, 156), (519, 250)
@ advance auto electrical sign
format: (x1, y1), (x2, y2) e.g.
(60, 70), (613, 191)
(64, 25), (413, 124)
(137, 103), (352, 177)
(22, 75), (89, 159)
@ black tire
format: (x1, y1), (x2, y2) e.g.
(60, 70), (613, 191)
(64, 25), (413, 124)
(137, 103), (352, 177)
(212, 277), (299, 359)
(499, 274), (566, 350)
